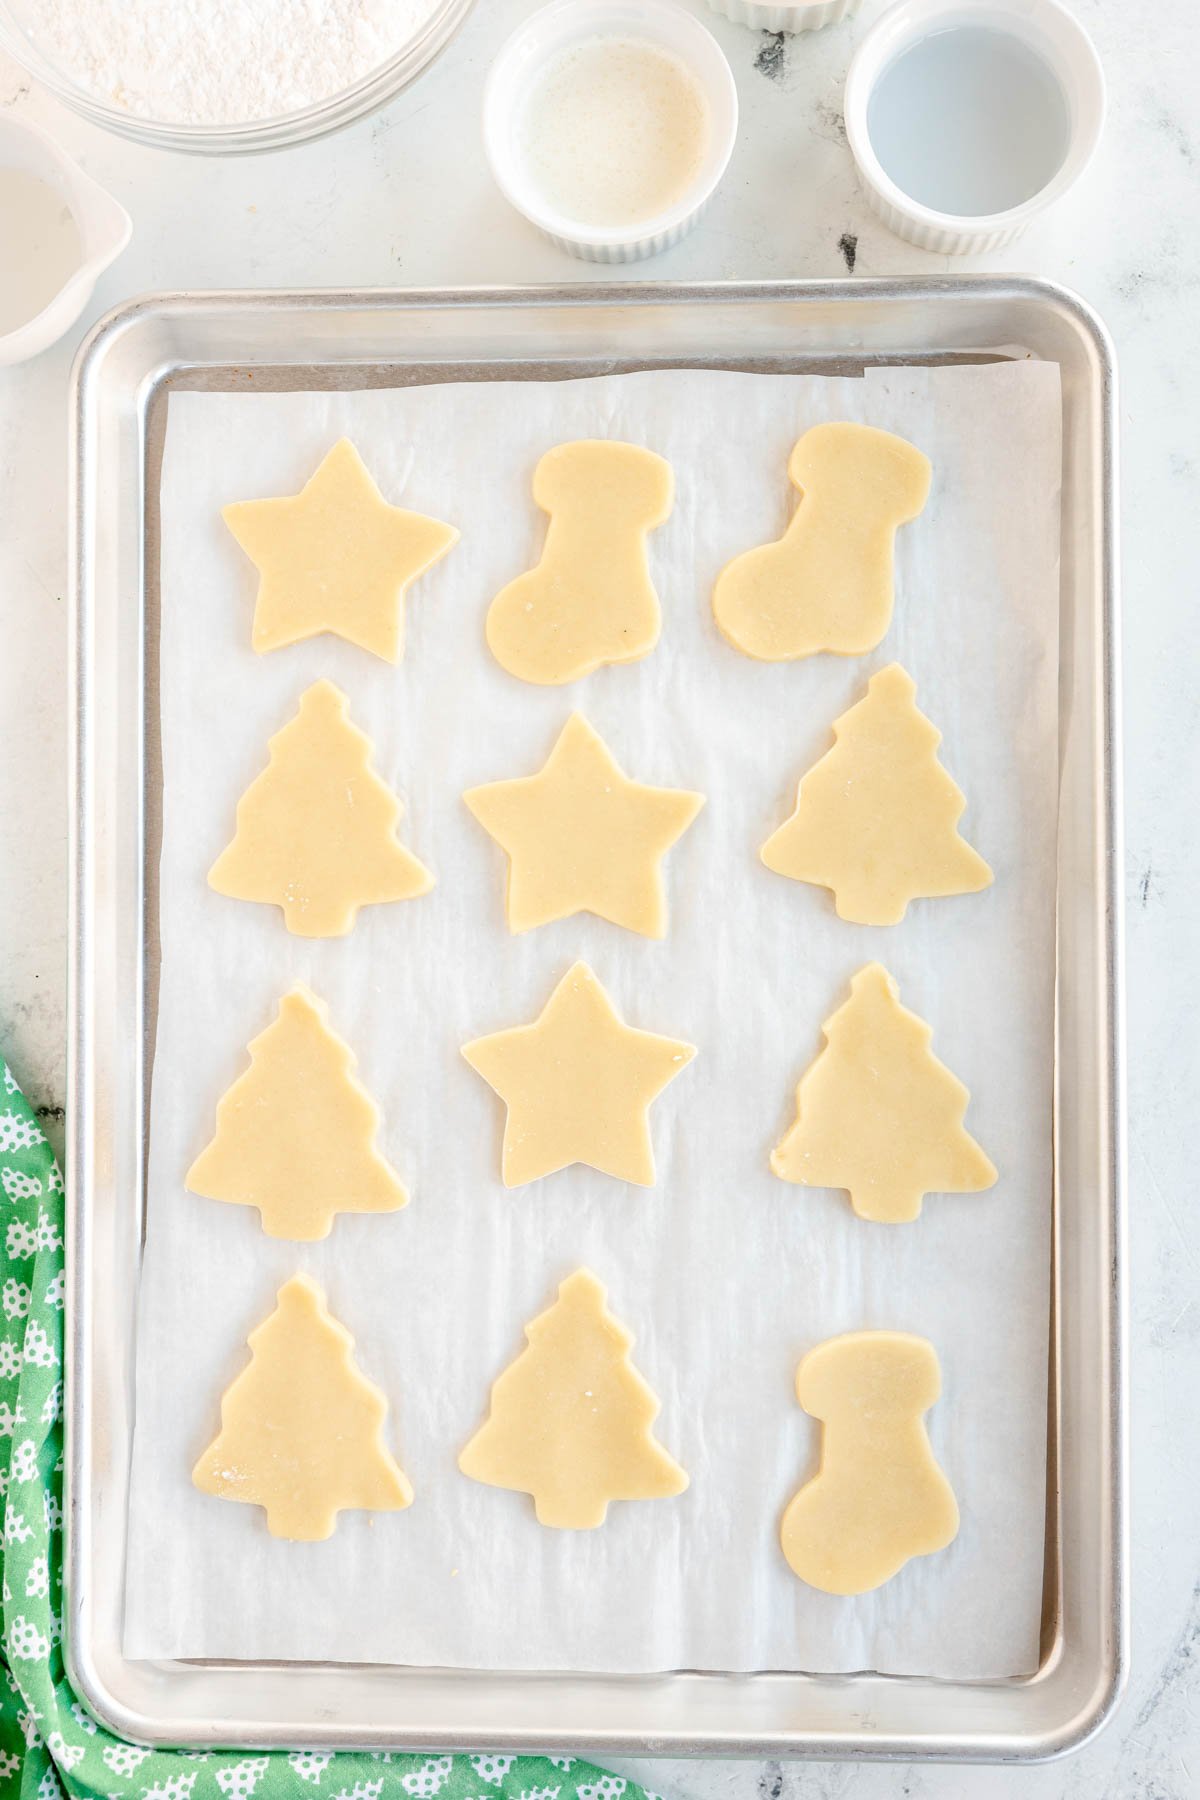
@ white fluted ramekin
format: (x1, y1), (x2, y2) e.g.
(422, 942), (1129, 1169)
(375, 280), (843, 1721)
(706, 0), (862, 33)
(483, 0), (738, 263)
(844, 0), (1105, 255)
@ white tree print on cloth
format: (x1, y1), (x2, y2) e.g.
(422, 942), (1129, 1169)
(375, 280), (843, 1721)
(0, 1170), (40, 1201)
(10, 1443), (37, 1486)
(469, 1762), (514, 1788)
(102, 1747), (151, 1779)
(400, 1762), (452, 1798)
(143, 1772), (199, 1800)
(214, 1758), (269, 1799)
(46, 1733), (83, 1773)
(287, 1755), (332, 1788)
(0, 1115), (44, 1157)
(20, 1322), (56, 1370)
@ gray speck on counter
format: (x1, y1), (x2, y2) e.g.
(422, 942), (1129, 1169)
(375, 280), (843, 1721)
(754, 32), (788, 83)
(811, 97), (848, 145)
(756, 1762), (784, 1800)
(838, 232), (858, 274)
(1151, 103), (1195, 165)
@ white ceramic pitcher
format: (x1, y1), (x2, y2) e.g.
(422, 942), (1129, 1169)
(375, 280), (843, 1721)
(0, 115), (131, 365)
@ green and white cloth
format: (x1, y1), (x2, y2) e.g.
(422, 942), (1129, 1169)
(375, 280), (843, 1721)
(0, 1056), (656, 1800)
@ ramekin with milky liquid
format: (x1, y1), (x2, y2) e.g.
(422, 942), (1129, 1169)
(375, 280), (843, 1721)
(483, 0), (739, 263)
(844, 0), (1105, 255)
(705, 0), (862, 33)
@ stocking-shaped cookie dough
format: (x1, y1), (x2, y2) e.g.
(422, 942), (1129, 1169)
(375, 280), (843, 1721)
(713, 423), (930, 661)
(193, 1274), (413, 1542)
(486, 440), (674, 685)
(459, 1268), (688, 1528)
(771, 964), (996, 1222)
(187, 986), (408, 1241)
(209, 679), (434, 937)
(780, 1331), (958, 1595)
(761, 663), (992, 925)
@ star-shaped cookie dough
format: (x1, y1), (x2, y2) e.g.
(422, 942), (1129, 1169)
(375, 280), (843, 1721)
(462, 962), (696, 1188)
(222, 437), (458, 662)
(463, 713), (705, 937)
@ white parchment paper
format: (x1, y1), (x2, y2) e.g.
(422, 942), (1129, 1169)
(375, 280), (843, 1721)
(124, 361), (1061, 1678)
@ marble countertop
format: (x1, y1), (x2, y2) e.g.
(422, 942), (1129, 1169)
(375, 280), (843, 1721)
(1, 0), (1196, 1790)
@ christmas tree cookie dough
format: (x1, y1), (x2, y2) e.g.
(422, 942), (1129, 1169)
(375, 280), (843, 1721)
(771, 964), (996, 1222)
(222, 437), (458, 662)
(209, 679), (434, 937)
(713, 423), (931, 661)
(780, 1330), (959, 1595)
(464, 712), (705, 937)
(459, 1268), (688, 1529)
(761, 663), (992, 925)
(193, 1274), (413, 1542)
(462, 962), (695, 1188)
(187, 986), (408, 1241)
(486, 440), (674, 685)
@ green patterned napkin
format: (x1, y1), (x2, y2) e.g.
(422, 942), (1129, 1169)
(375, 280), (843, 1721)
(0, 1056), (656, 1800)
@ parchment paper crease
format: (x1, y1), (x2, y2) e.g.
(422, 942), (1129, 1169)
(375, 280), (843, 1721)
(124, 362), (1061, 1678)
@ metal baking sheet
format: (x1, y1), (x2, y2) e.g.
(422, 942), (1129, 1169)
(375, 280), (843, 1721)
(66, 279), (1126, 1760)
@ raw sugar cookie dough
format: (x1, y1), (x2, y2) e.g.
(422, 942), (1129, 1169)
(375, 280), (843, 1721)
(223, 437), (458, 662)
(209, 679), (434, 937)
(187, 986), (408, 1242)
(714, 422), (931, 661)
(132, 362), (1062, 1677)
(781, 1331), (959, 1595)
(462, 961), (695, 1188)
(459, 1268), (688, 1529)
(762, 662), (992, 925)
(771, 963), (996, 1223)
(464, 712), (705, 937)
(486, 439), (673, 685)
(193, 1275), (413, 1543)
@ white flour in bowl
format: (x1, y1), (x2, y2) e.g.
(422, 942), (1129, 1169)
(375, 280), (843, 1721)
(32, 0), (443, 125)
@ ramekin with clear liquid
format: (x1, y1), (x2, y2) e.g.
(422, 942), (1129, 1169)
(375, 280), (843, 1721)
(843, 0), (1105, 254)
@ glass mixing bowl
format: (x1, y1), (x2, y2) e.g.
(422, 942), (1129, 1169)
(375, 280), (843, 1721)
(0, 0), (476, 154)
